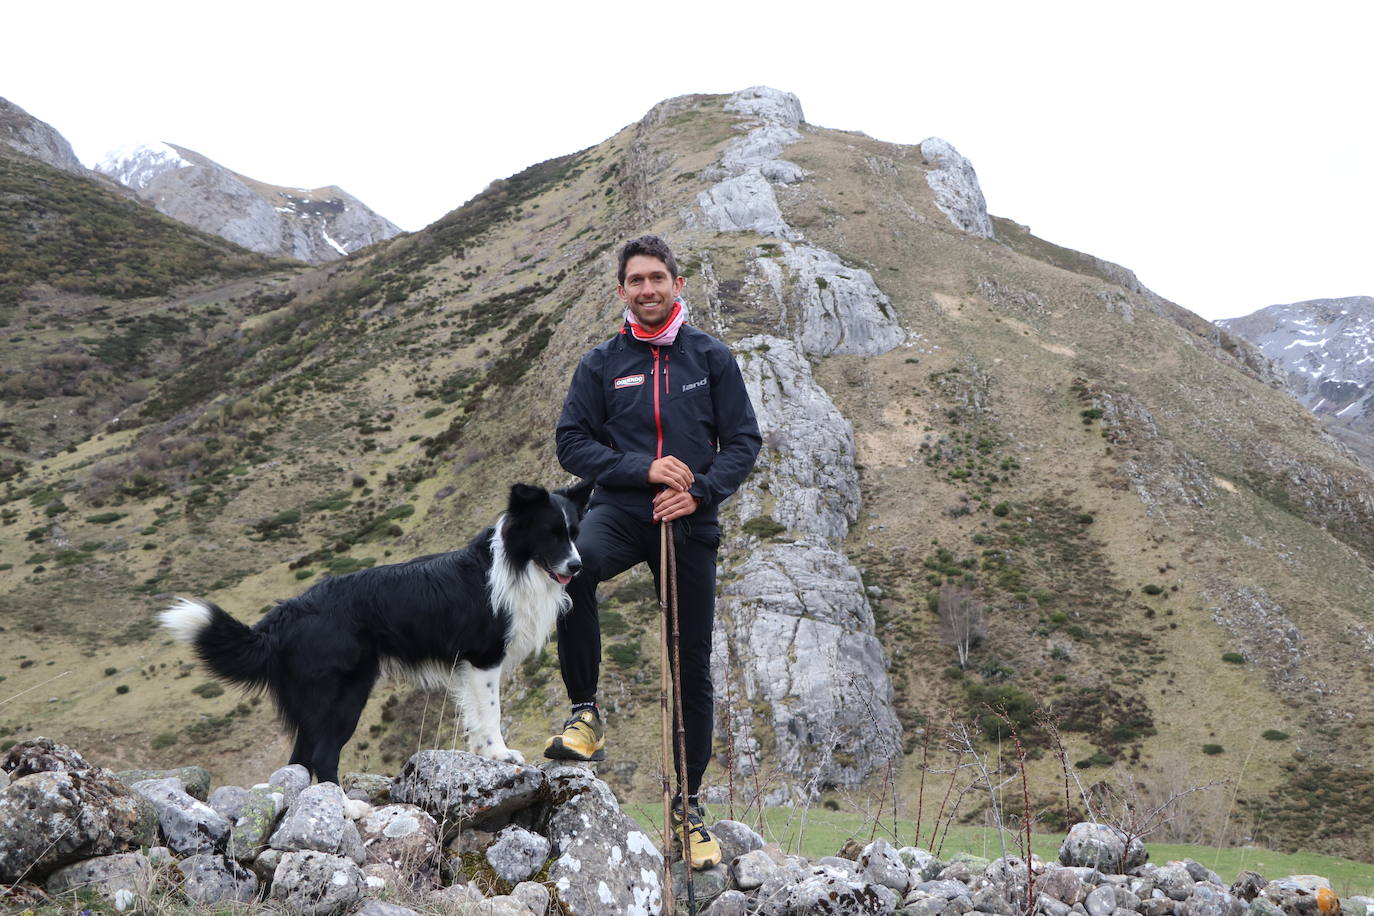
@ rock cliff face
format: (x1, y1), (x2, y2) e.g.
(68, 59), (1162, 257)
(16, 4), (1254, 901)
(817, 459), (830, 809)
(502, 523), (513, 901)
(696, 87), (906, 799)
(0, 97), (86, 175)
(1219, 296), (1374, 466)
(95, 142), (400, 263)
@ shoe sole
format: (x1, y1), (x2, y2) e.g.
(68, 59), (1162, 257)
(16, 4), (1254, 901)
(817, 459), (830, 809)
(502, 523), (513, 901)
(542, 741), (606, 762)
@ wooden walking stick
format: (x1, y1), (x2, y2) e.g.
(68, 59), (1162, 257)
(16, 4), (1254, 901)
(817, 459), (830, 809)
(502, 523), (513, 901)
(666, 519), (698, 913)
(658, 521), (677, 915)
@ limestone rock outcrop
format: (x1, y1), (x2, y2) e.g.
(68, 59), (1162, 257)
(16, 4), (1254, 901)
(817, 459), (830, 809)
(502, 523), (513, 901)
(920, 136), (995, 238)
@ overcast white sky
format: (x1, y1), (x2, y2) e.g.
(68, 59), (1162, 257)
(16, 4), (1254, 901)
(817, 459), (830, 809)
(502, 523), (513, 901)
(4, 1), (1369, 321)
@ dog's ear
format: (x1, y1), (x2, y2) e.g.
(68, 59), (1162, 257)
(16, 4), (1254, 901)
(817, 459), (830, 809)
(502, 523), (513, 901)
(555, 478), (595, 515)
(508, 483), (548, 513)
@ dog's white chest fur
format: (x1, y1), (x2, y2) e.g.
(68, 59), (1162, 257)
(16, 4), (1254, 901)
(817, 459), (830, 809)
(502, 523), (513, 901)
(487, 526), (570, 673)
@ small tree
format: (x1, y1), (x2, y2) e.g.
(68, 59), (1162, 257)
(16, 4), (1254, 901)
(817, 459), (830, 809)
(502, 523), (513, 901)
(939, 584), (985, 668)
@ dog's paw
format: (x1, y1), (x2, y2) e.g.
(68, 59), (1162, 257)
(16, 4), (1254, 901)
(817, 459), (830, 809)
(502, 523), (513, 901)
(473, 740), (524, 765)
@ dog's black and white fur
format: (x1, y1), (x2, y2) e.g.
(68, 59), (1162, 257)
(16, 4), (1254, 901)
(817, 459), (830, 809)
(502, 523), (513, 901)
(160, 481), (591, 784)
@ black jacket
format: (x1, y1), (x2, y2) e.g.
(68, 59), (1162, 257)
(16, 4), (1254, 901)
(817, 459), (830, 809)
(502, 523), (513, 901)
(556, 323), (762, 532)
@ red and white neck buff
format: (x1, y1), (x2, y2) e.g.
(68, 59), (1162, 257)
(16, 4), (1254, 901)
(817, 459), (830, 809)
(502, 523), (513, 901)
(624, 298), (688, 346)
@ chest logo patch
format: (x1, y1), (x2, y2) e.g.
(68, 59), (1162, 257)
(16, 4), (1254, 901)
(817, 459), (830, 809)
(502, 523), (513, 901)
(681, 376), (708, 393)
(614, 374), (646, 389)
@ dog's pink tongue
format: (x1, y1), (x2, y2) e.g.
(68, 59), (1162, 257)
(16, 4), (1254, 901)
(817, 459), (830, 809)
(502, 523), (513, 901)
(556, 572), (573, 586)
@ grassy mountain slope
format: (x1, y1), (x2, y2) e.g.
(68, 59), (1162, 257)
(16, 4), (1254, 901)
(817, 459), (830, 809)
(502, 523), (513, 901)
(2, 93), (1372, 857)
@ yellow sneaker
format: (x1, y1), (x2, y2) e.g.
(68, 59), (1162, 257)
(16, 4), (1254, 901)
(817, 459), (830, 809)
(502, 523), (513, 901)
(671, 802), (722, 870)
(543, 707), (606, 761)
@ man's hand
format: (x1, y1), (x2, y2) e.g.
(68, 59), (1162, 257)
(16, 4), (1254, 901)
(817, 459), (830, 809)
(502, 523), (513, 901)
(647, 456), (694, 492)
(653, 488), (699, 523)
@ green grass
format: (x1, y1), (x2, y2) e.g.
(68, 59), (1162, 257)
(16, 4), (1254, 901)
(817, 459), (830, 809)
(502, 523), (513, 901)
(624, 805), (1374, 895)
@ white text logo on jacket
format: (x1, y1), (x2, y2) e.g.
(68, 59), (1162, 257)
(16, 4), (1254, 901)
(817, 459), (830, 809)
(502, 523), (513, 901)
(681, 377), (708, 393)
(614, 374), (645, 389)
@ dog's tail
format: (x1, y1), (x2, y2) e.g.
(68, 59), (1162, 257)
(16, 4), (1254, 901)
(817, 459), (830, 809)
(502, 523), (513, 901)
(160, 597), (272, 690)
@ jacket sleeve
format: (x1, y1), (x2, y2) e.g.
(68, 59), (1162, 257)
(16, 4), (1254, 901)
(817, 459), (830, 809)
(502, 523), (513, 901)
(556, 350), (654, 486)
(689, 345), (762, 507)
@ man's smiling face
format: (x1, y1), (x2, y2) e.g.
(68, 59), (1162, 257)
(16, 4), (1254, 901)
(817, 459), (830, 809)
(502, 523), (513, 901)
(618, 254), (684, 333)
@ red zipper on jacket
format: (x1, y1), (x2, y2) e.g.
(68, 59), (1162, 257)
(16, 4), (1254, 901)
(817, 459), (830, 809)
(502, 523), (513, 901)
(652, 347), (664, 459)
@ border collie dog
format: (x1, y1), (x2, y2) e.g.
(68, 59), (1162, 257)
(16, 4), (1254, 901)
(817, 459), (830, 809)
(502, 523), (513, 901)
(161, 481), (591, 784)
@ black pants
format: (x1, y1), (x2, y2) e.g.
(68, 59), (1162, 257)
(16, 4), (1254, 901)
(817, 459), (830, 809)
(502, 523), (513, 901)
(556, 503), (718, 796)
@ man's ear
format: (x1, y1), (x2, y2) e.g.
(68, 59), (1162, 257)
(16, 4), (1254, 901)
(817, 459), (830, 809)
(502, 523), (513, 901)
(616, 284), (629, 303)
(672, 276), (685, 297)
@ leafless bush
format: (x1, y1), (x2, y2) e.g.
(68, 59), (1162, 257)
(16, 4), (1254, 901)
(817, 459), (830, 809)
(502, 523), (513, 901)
(938, 584), (984, 668)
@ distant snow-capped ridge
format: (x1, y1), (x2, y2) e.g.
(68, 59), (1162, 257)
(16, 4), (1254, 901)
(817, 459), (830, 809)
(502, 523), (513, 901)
(94, 141), (401, 264)
(1220, 296), (1374, 461)
(96, 142), (192, 191)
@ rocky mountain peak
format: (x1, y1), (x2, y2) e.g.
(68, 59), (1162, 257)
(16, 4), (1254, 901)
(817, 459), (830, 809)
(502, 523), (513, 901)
(0, 96), (86, 176)
(1220, 295), (1374, 465)
(93, 141), (401, 264)
(95, 141), (192, 191)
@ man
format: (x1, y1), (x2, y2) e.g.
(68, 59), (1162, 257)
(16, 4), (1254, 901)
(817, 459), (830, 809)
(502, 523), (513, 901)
(546, 235), (762, 869)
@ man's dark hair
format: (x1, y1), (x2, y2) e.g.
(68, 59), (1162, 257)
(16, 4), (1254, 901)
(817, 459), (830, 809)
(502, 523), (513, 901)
(617, 235), (678, 285)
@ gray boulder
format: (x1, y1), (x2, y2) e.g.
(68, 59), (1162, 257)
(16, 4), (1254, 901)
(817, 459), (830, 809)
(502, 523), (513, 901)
(1346, 897), (1374, 916)
(1087, 883), (1143, 916)
(0, 768), (158, 882)
(270, 764), (311, 808)
(344, 772), (394, 805)
(712, 818), (765, 864)
(512, 880), (552, 915)
(270, 782), (364, 864)
(270, 849), (365, 915)
(356, 902), (422, 916)
(1183, 859), (1223, 886)
(898, 847), (944, 882)
(132, 776), (230, 856)
(209, 785), (251, 820)
(177, 853), (259, 904)
(1179, 884), (1244, 916)
(1230, 870), (1267, 901)
(860, 838), (912, 894)
(392, 751), (546, 833)
(756, 863), (892, 915)
(543, 765), (664, 915)
(0, 737), (91, 777)
(45, 852), (155, 908)
(706, 888), (752, 915)
(486, 824), (550, 884)
(1039, 866), (1090, 905)
(917, 879), (973, 900)
(481, 893), (544, 914)
(252, 847), (283, 890)
(358, 803), (440, 886)
(733, 847), (782, 890)
(1059, 823), (1147, 872)
(116, 766), (212, 800)
(1156, 862), (1196, 901)
(228, 784), (285, 862)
